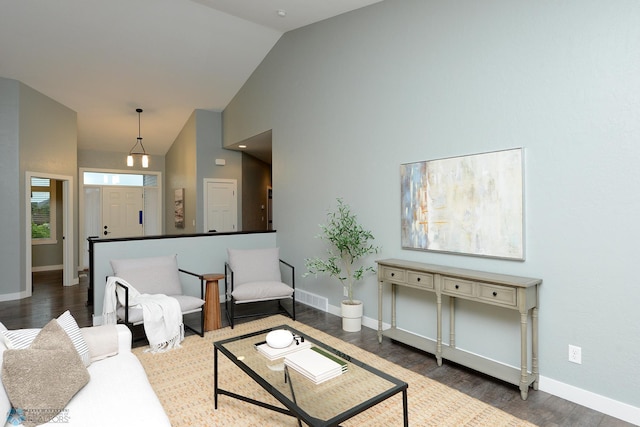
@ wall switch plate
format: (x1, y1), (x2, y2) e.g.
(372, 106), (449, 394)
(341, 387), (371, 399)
(343, 286), (348, 297)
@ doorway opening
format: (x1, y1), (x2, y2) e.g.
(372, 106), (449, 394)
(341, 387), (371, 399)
(79, 168), (162, 269)
(25, 171), (74, 295)
(224, 130), (273, 231)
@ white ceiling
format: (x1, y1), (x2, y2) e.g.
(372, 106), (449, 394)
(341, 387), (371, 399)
(0, 0), (383, 156)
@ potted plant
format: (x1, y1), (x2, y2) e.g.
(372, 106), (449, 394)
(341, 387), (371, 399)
(304, 198), (380, 332)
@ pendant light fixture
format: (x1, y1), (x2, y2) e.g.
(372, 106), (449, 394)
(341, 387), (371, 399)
(127, 108), (149, 168)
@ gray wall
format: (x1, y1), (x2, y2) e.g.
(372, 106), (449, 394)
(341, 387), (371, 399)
(223, 0), (640, 415)
(165, 110), (198, 233)
(0, 78), (77, 299)
(165, 109), (242, 233)
(20, 81), (78, 285)
(194, 109), (242, 232)
(78, 149), (165, 173)
(0, 79), (21, 296)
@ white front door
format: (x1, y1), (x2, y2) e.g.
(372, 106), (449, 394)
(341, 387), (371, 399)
(204, 179), (237, 232)
(102, 187), (144, 238)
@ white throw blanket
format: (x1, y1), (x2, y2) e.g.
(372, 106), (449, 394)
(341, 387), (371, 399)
(103, 276), (184, 353)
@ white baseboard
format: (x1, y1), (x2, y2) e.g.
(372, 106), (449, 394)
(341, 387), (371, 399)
(324, 303), (639, 425)
(31, 264), (63, 272)
(0, 291), (29, 302)
(539, 376), (640, 425)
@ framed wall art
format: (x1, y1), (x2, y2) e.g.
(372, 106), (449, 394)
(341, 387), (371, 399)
(400, 148), (524, 260)
(174, 188), (185, 228)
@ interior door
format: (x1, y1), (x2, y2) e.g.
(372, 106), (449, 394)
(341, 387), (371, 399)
(102, 187), (144, 238)
(205, 179), (237, 232)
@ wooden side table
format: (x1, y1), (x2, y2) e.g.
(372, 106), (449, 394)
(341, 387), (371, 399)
(203, 273), (224, 331)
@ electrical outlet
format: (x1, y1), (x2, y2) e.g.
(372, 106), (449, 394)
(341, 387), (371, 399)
(343, 286), (348, 297)
(568, 345), (582, 364)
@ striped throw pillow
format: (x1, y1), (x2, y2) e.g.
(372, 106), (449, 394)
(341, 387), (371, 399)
(56, 311), (91, 367)
(0, 311), (91, 367)
(1, 328), (40, 348)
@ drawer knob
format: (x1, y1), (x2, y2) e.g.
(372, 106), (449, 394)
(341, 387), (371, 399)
(493, 291), (498, 297)
(417, 277), (421, 282)
(391, 272), (395, 277)
(455, 284), (460, 289)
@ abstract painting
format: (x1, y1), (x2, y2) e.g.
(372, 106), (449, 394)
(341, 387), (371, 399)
(401, 148), (524, 260)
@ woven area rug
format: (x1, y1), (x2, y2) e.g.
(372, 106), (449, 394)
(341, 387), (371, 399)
(133, 315), (536, 426)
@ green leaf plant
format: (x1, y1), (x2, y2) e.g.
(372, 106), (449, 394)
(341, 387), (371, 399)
(304, 198), (380, 305)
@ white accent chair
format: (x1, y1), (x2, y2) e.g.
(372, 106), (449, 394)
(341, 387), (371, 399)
(110, 254), (205, 337)
(225, 247), (295, 328)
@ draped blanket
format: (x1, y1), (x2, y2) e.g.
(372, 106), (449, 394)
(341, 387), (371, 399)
(103, 276), (184, 353)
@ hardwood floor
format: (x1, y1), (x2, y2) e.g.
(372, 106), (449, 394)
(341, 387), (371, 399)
(0, 271), (633, 427)
(0, 271), (92, 330)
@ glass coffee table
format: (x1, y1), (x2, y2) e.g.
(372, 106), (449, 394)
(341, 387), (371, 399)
(214, 325), (408, 426)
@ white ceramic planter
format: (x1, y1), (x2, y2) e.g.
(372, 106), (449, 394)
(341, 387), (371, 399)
(341, 300), (363, 332)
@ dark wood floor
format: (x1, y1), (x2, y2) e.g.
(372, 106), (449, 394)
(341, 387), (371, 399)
(0, 271), (634, 427)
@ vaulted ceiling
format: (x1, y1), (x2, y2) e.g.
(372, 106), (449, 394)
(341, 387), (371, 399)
(0, 0), (383, 156)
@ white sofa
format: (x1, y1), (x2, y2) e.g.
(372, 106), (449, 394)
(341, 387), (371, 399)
(1, 324), (170, 427)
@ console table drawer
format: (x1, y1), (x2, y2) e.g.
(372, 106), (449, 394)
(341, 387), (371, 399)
(381, 267), (406, 283)
(477, 283), (517, 307)
(407, 271), (434, 290)
(442, 277), (474, 297)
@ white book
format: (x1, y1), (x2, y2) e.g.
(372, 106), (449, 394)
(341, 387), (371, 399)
(284, 347), (347, 384)
(255, 339), (312, 361)
(288, 366), (343, 385)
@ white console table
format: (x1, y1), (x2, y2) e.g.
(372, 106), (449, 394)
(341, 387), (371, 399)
(376, 259), (541, 400)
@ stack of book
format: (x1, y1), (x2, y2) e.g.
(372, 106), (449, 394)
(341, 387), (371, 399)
(284, 347), (348, 384)
(255, 339), (312, 361)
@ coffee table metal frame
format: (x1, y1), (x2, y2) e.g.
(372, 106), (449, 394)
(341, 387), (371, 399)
(214, 325), (408, 427)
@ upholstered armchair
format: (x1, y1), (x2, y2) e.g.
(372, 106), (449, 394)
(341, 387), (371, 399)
(109, 254), (205, 337)
(225, 247), (295, 328)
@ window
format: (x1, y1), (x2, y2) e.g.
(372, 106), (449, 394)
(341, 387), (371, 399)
(31, 177), (57, 244)
(83, 172), (144, 186)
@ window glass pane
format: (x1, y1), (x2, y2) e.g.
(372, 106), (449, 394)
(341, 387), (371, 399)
(143, 174), (158, 187)
(83, 172), (144, 186)
(31, 177), (50, 187)
(31, 191), (51, 239)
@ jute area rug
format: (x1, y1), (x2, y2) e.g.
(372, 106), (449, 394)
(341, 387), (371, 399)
(133, 315), (536, 426)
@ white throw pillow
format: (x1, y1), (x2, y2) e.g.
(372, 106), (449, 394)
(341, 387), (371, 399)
(80, 325), (119, 362)
(1, 311), (91, 367)
(227, 248), (282, 286)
